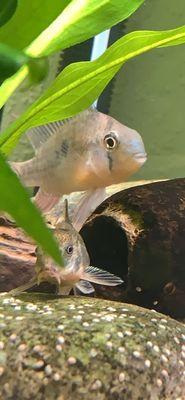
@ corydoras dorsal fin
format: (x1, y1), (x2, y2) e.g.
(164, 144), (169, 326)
(55, 198), (71, 229)
(64, 198), (70, 223)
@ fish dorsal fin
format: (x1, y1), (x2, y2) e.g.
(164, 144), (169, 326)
(27, 108), (95, 152)
(76, 280), (95, 294)
(26, 119), (69, 151)
(56, 198), (71, 228)
(64, 198), (70, 223)
(82, 266), (124, 286)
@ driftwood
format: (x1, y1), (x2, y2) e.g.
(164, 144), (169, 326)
(0, 217), (36, 292)
(0, 217), (57, 294)
(81, 178), (185, 318)
(0, 178), (185, 318)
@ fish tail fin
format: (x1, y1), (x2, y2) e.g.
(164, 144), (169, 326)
(82, 266), (124, 286)
(9, 277), (37, 295)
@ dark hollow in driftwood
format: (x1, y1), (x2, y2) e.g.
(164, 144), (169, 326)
(81, 178), (185, 318)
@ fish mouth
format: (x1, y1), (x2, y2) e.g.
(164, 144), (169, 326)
(134, 152), (147, 163)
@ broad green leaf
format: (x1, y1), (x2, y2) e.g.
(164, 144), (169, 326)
(26, 0), (145, 57)
(1, 25), (185, 154)
(0, 0), (71, 50)
(0, 43), (28, 83)
(0, 0), (144, 107)
(0, 152), (63, 266)
(0, 0), (17, 28)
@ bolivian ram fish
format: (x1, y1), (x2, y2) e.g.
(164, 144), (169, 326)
(12, 108), (147, 229)
(10, 200), (123, 296)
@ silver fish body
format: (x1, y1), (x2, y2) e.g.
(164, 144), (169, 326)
(9, 200), (123, 296)
(12, 108), (147, 205)
(11, 108), (147, 228)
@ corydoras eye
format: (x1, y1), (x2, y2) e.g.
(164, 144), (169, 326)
(104, 132), (119, 150)
(65, 245), (73, 255)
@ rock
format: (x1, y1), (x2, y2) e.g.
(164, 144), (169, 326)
(0, 294), (184, 399)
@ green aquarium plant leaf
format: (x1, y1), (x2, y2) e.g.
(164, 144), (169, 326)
(0, 0), (71, 50)
(0, 43), (49, 85)
(0, 0), (145, 107)
(0, 0), (17, 28)
(0, 152), (63, 266)
(25, 0), (145, 57)
(1, 25), (185, 154)
(0, 43), (28, 84)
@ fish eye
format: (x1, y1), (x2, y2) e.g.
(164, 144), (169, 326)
(104, 132), (118, 150)
(65, 245), (73, 255)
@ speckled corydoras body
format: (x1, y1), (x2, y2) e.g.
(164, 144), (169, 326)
(10, 200), (123, 296)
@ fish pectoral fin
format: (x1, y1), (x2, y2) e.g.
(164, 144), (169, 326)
(72, 188), (107, 232)
(82, 266), (124, 286)
(58, 286), (72, 295)
(75, 280), (95, 294)
(9, 277), (37, 295)
(33, 189), (60, 213)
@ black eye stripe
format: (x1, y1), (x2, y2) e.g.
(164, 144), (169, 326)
(107, 152), (113, 171)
